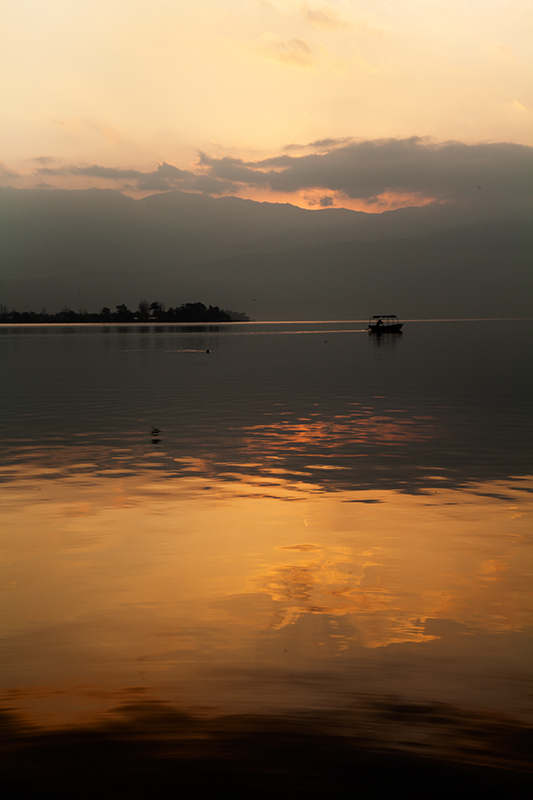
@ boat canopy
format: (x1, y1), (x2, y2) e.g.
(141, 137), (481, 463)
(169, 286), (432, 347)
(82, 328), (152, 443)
(368, 315), (400, 324)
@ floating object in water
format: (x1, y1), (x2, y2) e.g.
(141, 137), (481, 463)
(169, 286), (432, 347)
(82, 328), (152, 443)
(151, 427), (161, 436)
(368, 315), (403, 333)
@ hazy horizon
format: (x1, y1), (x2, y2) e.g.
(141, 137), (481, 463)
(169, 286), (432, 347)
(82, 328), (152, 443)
(2, 2), (532, 317)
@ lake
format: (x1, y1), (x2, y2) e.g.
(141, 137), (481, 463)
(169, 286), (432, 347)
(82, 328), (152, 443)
(1, 320), (532, 795)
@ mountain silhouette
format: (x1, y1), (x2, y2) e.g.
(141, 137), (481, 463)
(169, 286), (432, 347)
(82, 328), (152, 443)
(0, 188), (530, 319)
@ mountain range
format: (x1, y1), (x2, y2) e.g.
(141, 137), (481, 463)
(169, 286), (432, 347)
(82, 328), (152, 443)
(0, 187), (530, 319)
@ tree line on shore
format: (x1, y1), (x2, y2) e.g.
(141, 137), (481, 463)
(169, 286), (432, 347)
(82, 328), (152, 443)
(0, 301), (249, 324)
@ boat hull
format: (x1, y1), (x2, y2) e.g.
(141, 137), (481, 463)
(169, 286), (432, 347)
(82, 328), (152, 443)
(368, 323), (403, 333)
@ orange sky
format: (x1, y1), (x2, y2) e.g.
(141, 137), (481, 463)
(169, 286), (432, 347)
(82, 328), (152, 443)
(1, 1), (531, 209)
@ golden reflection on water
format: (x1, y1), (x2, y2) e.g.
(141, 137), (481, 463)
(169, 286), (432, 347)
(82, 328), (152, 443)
(1, 461), (531, 729)
(241, 412), (437, 449)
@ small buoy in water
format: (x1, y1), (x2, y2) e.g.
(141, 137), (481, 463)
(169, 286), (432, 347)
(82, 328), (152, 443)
(206, 349), (210, 353)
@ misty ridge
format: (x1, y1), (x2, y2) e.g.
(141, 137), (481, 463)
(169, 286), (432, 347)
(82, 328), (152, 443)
(0, 179), (531, 320)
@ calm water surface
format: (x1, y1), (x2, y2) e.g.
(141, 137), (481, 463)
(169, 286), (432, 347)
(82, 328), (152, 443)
(1, 320), (532, 791)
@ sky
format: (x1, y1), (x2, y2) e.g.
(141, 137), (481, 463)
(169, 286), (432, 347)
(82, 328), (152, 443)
(1, 0), (532, 211)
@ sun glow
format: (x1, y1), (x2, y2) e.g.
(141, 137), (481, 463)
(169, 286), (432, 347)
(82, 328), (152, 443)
(221, 185), (440, 212)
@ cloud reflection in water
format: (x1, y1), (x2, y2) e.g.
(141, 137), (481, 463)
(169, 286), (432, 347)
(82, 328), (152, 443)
(1, 321), (532, 791)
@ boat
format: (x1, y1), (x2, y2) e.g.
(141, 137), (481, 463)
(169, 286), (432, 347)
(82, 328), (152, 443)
(368, 315), (403, 333)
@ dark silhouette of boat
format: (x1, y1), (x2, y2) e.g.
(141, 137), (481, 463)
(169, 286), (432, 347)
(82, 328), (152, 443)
(368, 315), (403, 333)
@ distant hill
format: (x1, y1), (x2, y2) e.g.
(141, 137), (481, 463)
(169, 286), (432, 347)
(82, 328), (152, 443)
(1, 187), (530, 318)
(1, 186), (528, 281)
(1, 215), (530, 320)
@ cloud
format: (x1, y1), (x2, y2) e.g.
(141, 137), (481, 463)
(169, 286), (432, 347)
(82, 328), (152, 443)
(301, 3), (350, 30)
(495, 43), (514, 59)
(35, 162), (235, 195)
(512, 99), (532, 113)
(23, 138), (532, 213)
(199, 138), (533, 206)
(259, 33), (315, 66)
(263, 1), (381, 35)
(0, 161), (19, 179)
(51, 117), (82, 132)
(195, 154), (270, 185)
(284, 137), (354, 151)
(31, 156), (61, 165)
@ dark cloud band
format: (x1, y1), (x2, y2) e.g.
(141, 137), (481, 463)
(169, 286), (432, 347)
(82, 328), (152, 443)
(36, 161), (236, 195)
(200, 138), (533, 203)
(33, 138), (532, 206)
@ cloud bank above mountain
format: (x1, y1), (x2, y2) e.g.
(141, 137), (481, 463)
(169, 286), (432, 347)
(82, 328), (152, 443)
(11, 137), (531, 214)
(197, 138), (532, 206)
